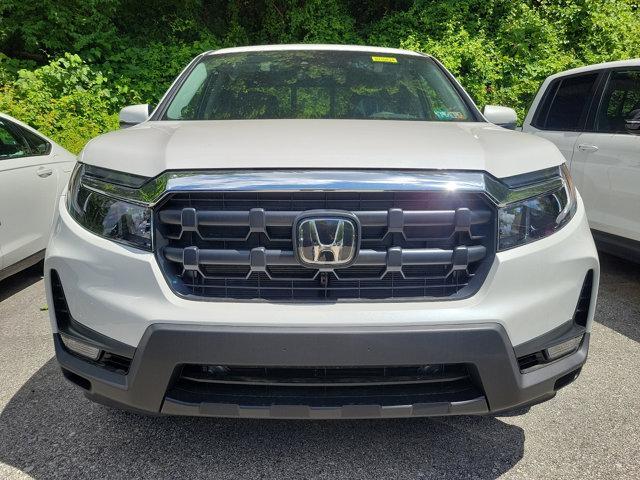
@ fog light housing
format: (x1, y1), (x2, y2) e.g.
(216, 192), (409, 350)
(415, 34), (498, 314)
(202, 365), (229, 376)
(60, 333), (102, 361)
(545, 335), (583, 361)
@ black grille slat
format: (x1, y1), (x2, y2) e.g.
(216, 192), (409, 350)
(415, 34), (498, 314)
(163, 245), (486, 267)
(167, 363), (482, 407)
(155, 191), (495, 301)
(159, 207), (491, 243)
(179, 364), (470, 386)
(158, 209), (491, 229)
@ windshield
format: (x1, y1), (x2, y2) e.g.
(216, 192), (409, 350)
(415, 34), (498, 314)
(162, 50), (476, 122)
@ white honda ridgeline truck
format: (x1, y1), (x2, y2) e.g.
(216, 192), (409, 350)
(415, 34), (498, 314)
(46, 45), (599, 419)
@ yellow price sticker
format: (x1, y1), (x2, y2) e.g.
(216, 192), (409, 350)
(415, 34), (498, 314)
(371, 56), (397, 63)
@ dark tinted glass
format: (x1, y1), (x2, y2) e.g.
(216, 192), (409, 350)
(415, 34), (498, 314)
(545, 73), (598, 131)
(16, 125), (50, 155)
(596, 70), (640, 133)
(531, 80), (559, 129)
(163, 50), (474, 122)
(0, 120), (30, 159)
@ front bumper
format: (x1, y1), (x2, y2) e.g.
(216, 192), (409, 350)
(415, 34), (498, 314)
(46, 193), (599, 418)
(54, 322), (589, 418)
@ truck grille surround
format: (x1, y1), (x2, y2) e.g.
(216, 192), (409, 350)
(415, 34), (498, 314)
(155, 190), (496, 301)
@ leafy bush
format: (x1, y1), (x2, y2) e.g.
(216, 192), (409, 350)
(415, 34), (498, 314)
(0, 54), (122, 153)
(103, 39), (220, 104)
(1, 0), (639, 152)
(0, 0), (120, 62)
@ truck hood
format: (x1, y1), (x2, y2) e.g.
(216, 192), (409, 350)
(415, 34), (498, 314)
(81, 120), (564, 179)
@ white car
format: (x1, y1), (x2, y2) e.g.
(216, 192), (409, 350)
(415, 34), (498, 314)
(523, 59), (640, 262)
(0, 113), (76, 281)
(45, 45), (598, 419)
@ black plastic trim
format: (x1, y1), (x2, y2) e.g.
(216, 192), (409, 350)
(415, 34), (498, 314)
(54, 322), (590, 418)
(592, 229), (640, 263)
(163, 245), (487, 269)
(514, 320), (586, 358)
(500, 166), (561, 189)
(158, 207), (493, 229)
(0, 249), (44, 282)
(83, 164), (150, 188)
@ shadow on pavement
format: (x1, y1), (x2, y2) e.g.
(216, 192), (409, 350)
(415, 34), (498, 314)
(0, 359), (525, 480)
(0, 262), (43, 303)
(595, 253), (640, 343)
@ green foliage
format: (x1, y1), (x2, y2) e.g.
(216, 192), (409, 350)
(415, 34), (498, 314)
(0, 54), (120, 153)
(0, 0), (120, 62)
(103, 39), (220, 104)
(0, 0), (639, 152)
(0, 53), (35, 85)
(259, 0), (360, 44)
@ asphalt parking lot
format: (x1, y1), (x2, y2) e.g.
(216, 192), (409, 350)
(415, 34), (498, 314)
(0, 254), (638, 479)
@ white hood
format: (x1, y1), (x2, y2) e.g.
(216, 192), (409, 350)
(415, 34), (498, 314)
(81, 120), (564, 179)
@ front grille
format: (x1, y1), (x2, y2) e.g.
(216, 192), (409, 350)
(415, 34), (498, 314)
(155, 191), (496, 301)
(166, 364), (482, 408)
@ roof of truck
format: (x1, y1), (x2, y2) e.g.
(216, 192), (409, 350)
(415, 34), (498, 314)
(206, 44), (426, 57)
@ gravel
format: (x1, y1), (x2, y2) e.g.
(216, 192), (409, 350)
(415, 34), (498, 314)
(0, 254), (638, 479)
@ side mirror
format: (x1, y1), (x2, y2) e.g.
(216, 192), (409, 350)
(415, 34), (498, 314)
(119, 104), (151, 128)
(483, 105), (518, 130)
(625, 110), (640, 135)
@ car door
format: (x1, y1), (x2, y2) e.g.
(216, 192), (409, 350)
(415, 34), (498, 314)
(571, 68), (640, 241)
(524, 72), (603, 165)
(0, 118), (60, 269)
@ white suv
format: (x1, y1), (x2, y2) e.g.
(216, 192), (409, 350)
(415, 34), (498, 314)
(523, 59), (640, 262)
(0, 113), (75, 281)
(45, 45), (599, 419)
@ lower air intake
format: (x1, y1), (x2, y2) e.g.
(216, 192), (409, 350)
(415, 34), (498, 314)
(166, 364), (483, 408)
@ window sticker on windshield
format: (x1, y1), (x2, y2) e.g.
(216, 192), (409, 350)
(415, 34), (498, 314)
(371, 56), (397, 63)
(434, 109), (466, 120)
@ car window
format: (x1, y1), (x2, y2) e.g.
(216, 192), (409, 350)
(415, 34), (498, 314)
(166, 62), (208, 120)
(15, 124), (51, 155)
(595, 70), (640, 134)
(542, 73), (599, 131)
(0, 120), (31, 160)
(530, 80), (559, 129)
(162, 50), (475, 122)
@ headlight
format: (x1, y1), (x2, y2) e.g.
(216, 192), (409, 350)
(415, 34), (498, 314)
(498, 164), (577, 251)
(67, 164), (152, 250)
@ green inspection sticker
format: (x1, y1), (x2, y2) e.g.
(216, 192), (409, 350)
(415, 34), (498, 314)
(434, 109), (466, 120)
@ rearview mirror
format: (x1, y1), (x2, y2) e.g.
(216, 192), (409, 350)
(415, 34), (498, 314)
(482, 105), (517, 130)
(119, 104), (151, 128)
